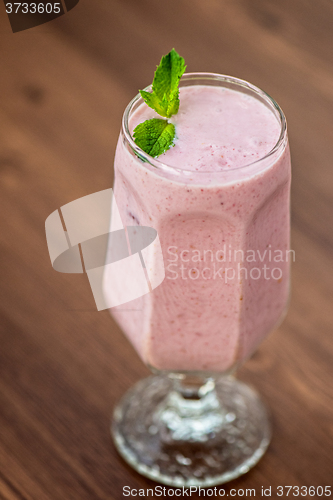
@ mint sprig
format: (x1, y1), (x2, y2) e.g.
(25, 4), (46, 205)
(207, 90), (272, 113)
(133, 49), (186, 158)
(140, 48), (186, 118)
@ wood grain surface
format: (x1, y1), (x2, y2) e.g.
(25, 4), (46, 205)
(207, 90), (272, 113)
(0, 0), (332, 498)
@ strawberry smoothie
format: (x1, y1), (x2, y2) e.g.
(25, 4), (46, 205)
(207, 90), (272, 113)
(105, 74), (291, 373)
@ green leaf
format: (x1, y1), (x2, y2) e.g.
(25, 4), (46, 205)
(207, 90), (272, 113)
(133, 118), (175, 158)
(139, 90), (169, 118)
(140, 48), (186, 118)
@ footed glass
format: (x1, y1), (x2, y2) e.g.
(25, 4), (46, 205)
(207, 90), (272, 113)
(106, 74), (291, 486)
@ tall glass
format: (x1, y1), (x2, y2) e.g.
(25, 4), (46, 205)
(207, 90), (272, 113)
(105, 74), (291, 486)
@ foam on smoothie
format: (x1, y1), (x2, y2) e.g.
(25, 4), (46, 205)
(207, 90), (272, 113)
(130, 85), (281, 171)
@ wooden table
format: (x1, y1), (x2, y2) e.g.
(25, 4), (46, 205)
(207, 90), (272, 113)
(0, 1), (332, 498)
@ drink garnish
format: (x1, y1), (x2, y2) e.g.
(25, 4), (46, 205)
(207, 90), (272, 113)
(133, 49), (186, 158)
(133, 118), (176, 158)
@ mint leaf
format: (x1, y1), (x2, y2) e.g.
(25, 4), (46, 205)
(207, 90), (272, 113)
(140, 48), (186, 118)
(133, 118), (175, 157)
(139, 90), (170, 118)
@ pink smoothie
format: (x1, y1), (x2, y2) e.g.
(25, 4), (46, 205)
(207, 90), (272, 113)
(106, 78), (291, 372)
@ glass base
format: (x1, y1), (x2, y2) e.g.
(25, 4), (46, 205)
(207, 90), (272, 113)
(112, 375), (271, 487)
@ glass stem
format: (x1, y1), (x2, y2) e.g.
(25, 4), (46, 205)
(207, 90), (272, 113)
(172, 374), (216, 399)
(154, 374), (225, 442)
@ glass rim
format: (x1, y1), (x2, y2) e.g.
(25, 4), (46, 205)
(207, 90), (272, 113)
(122, 72), (288, 176)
